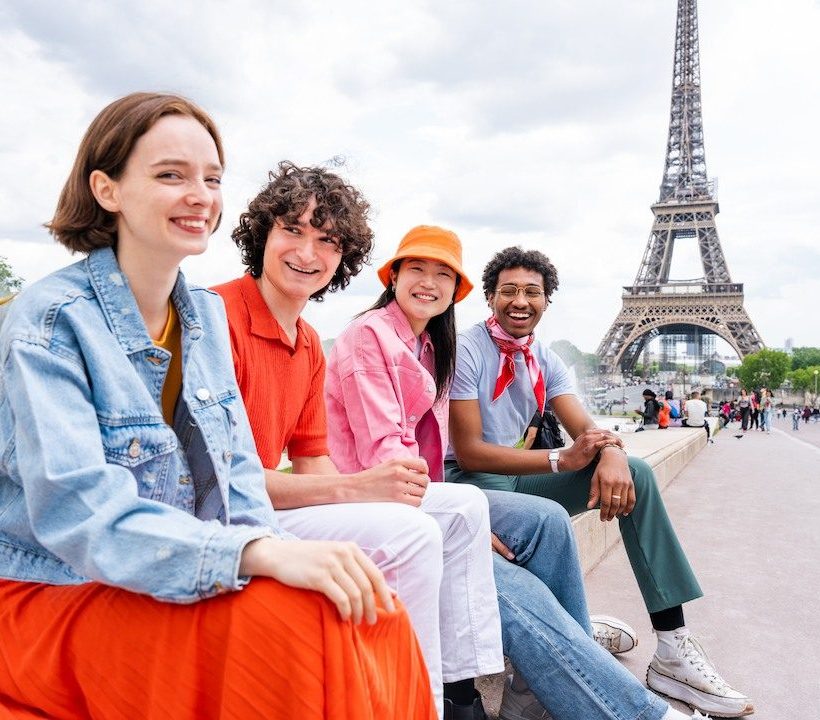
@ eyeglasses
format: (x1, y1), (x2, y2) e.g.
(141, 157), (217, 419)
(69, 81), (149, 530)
(494, 284), (547, 300)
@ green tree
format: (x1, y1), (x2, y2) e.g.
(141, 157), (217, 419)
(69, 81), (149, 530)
(791, 347), (820, 370)
(580, 352), (599, 374)
(550, 340), (600, 378)
(0, 256), (23, 295)
(550, 339), (583, 368)
(735, 349), (791, 390)
(787, 366), (820, 394)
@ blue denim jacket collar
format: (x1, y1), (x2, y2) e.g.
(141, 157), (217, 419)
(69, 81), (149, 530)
(86, 247), (203, 355)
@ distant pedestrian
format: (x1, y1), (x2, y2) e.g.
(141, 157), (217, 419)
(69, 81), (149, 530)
(792, 407), (801, 431)
(719, 401), (731, 428)
(750, 391), (760, 431)
(663, 390), (682, 427)
(683, 391), (713, 443)
(803, 405), (811, 424)
(761, 389), (774, 434)
(736, 389), (751, 438)
(635, 388), (661, 431)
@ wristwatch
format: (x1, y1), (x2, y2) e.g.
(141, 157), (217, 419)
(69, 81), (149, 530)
(548, 449), (560, 474)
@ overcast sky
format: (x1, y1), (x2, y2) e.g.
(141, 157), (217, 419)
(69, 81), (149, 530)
(2, 0), (818, 352)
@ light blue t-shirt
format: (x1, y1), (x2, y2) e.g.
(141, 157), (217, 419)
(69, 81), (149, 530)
(446, 322), (575, 459)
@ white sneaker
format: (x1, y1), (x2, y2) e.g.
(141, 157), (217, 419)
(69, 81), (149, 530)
(590, 614), (638, 654)
(647, 630), (754, 717)
(498, 675), (552, 720)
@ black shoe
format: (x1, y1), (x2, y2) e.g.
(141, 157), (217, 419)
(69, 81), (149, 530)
(443, 693), (487, 720)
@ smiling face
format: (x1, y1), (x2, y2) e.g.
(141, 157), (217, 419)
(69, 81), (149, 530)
(390, 257), (457, 336)
(487, 267), (548, 338)
(258, 196), (342, 307)
(96, 114), (223, 266)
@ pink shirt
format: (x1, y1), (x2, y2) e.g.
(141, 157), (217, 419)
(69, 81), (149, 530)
(325, 301), (447, 482)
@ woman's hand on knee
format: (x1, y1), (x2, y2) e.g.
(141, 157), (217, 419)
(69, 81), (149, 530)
(351, 457), (430, 506)
(240, 537), (396, 624)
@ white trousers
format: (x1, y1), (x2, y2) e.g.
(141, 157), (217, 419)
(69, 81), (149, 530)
(276, 482), (504, 717)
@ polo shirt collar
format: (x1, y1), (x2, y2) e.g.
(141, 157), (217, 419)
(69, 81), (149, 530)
(239, 273), (310, 349)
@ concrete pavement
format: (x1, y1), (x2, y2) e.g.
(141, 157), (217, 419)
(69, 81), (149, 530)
(582, 416), (820, 719)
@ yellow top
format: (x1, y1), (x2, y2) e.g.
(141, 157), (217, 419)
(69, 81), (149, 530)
(153, 303), (183, 426)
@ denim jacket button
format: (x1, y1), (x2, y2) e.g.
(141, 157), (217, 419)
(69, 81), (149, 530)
(195, 388), (210, 401)
(178, 475), (192, 485)
(127, 438), (141, 458)
(223, 450), (233, 462)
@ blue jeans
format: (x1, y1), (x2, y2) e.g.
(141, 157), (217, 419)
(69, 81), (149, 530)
(451, 458), (702, 614)
(484, 490), (668, 720)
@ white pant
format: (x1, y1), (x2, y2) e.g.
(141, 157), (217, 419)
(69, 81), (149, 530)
(276, 482), (504, 717)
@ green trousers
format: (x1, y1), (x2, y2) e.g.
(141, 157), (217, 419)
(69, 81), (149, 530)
(445, 455), (702, 613)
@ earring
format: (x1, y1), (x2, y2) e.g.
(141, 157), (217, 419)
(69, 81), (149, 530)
(392, 284), (396, 292)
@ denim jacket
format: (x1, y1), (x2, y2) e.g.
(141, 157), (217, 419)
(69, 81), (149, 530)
(0, 248), (282, 602)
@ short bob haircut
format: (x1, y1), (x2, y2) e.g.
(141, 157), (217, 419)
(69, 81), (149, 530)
(48, 92), (224, 253)
(231, 161), (374, 301)
(481, 246), (559, 300)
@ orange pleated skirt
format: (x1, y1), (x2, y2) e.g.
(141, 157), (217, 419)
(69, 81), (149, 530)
(0, 577), (436, 720)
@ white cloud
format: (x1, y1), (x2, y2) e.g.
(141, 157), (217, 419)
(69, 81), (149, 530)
(2, 0), (818, 352)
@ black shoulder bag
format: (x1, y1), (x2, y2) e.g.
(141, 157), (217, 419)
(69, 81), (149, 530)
(527, 407), (565, 449)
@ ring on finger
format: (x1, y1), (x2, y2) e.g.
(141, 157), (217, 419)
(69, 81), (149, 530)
(611, 494), (621, 500)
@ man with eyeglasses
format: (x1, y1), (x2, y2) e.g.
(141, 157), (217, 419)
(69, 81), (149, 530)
(445, 246), (753, 719)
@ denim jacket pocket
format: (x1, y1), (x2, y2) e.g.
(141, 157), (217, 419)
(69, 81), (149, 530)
(99, 417), (178, 498)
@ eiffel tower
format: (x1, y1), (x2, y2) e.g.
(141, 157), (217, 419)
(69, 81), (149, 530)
(597, 0), (763, 375)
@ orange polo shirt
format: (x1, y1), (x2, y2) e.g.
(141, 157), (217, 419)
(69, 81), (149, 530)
(212, 274), (328, 469)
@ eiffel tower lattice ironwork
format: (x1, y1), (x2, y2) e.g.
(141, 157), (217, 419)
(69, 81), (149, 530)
(597, 0), (763, 375)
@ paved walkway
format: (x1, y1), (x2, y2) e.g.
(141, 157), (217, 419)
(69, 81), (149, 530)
(582, 415), (820, 719)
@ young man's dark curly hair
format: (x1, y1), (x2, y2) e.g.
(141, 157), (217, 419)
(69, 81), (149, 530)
(231, 161), (374, 301)
(481, 246), (559, 300)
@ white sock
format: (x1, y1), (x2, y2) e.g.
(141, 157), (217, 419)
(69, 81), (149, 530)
(661, 707), (693, 720)
(655, 626), (688, 659)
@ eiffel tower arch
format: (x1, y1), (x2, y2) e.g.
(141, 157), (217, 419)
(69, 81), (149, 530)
(597, 0), (763, 375)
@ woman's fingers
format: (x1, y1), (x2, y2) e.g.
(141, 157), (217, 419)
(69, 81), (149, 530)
(353, 545), (396, 616)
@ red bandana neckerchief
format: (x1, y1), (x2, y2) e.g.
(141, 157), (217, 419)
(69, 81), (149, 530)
(485, 316), (546, 414)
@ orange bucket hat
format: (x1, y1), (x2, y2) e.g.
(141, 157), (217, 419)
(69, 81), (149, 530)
(376, 225), (474, 303)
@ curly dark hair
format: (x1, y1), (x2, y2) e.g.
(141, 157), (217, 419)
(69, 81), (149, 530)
(231, 161), (374, 301)
(481, 246), (559, 299)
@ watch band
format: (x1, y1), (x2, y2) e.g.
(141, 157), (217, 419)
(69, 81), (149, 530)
(548, 449), (560, 474)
